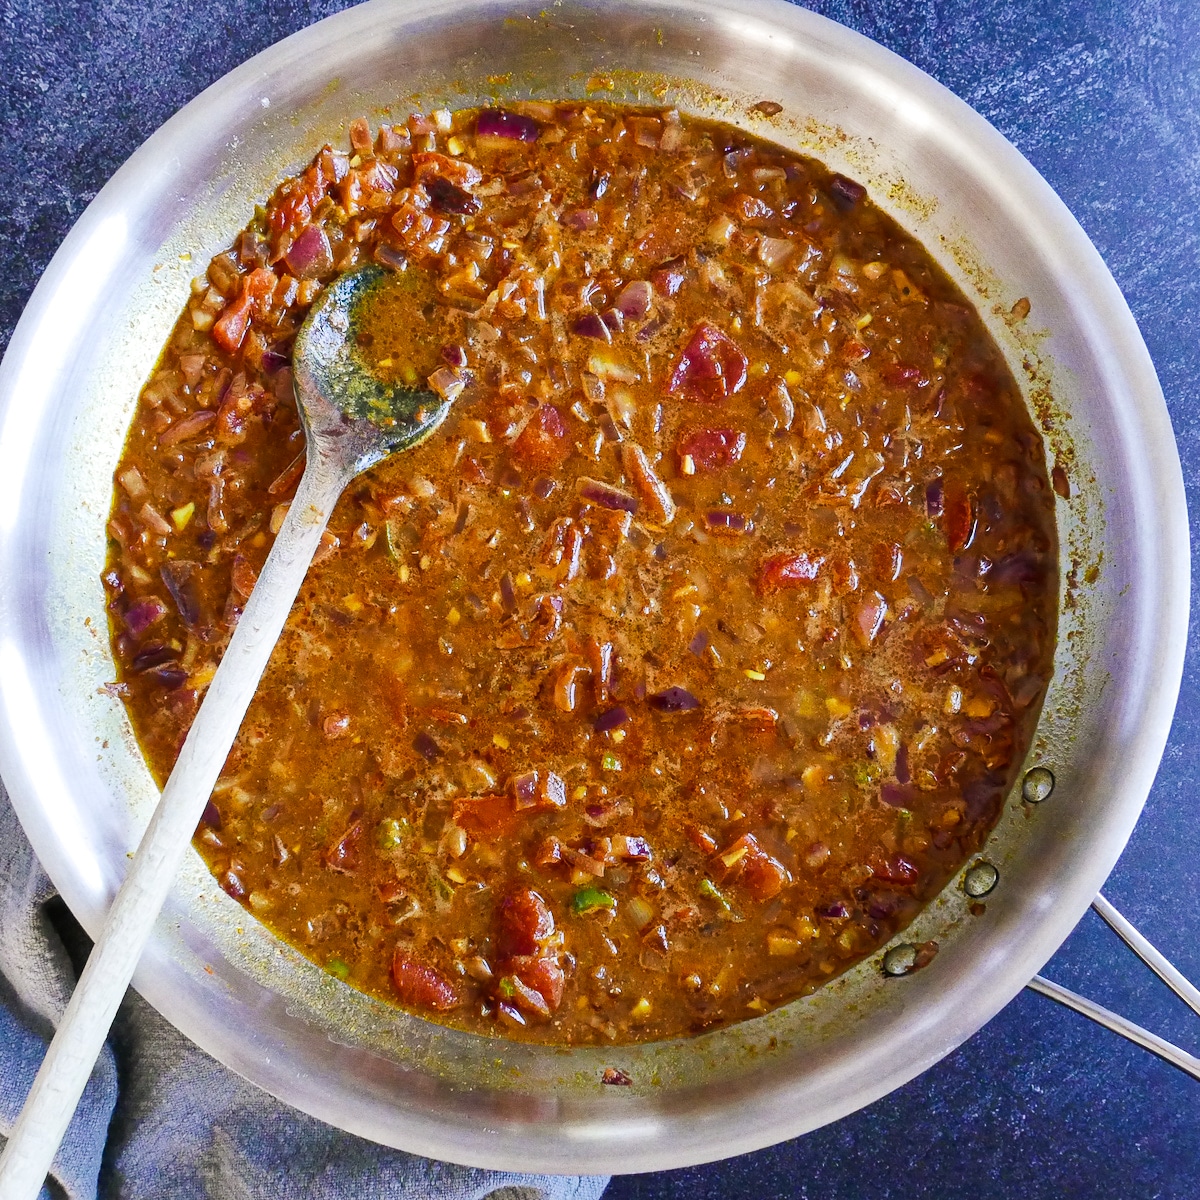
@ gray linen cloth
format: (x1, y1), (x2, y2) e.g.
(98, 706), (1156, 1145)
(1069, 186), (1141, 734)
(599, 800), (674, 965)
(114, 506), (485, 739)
(0, 782), (609, 1200)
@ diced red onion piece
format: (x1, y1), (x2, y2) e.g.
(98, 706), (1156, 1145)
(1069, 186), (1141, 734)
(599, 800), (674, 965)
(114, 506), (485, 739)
(510, 769), (564, 810)
(158, 410), (216, 448)
(260, 348), (288, 374)
(829, 173), (867, 208)
(816, 901), (849, 918)
(500, 572), (517, 613)
(865, 891), (901, 920)
(651, 259), (687, 297)
(374, 243), (408, 271)
(705, 510), (749, 533)
(614, 280), (653, 320)
(442, 344), (467, 368)
(284, 224), (333, 279)
(427, 366), (467, 402)
(688, 629), (709, 656)
(880, 783), (916, 809)
(151, 665), (189, 690)
(677, 427), (746, 471)
(925, 476), (944, 517)
(123, 597), (167, 638)
(573, 312), (611, 342)
(907, 575), (935, 606)
(990, 550), (1042, 587)
(758, 235), (795, 270)
(564, 208), (599, 230)
(577, 477), (638, 513)
(160, 561), (202, 627)
(597, 411), (622, 443)
(543, 772), (566, 808)
(512, 770), (539, 805)
(600, 307), (624, 334)
(476, 108), (541, 142)
(583, 803), (615, 828)
(884, 364), (923, 386)
(648, 686), (700, 713)
(532, 476), (556, 500)
(855, 592), (887, 645)
(130, 644), (175, 673)
(593, 706), (628, 733)
(873, 855), (920, 885)
(615, 835), (652, 861)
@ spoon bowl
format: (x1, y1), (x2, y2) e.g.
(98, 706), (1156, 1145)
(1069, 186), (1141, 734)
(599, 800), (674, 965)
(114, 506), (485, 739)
(293, 264), (450, 468)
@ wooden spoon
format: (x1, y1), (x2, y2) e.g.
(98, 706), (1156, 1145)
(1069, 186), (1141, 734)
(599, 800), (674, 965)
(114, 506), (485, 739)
(0, 265), (452, 1199)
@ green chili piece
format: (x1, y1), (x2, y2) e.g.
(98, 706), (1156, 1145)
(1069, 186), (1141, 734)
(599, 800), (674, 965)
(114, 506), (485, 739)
(377, 817), (408, 849)
(699, 878), (731, 911)
(572, 887), (617, 916)
(327, 957), (350, 980)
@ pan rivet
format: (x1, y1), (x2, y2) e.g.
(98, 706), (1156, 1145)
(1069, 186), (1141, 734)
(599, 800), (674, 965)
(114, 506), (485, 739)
(1022, 766), (1055, 803)
(963, 860), (999, 897)
(882, 944), (918, 977)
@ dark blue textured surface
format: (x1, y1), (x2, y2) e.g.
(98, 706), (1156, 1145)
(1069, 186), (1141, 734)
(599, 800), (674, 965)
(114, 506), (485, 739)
(1, 1), (1197, 1196)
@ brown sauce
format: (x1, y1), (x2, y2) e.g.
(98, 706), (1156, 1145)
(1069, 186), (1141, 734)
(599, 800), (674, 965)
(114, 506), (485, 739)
(103, 103), (1058, 1044)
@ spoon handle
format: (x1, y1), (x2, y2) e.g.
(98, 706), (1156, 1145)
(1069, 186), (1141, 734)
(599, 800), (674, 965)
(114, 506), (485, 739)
(0, 455), (349, 1200)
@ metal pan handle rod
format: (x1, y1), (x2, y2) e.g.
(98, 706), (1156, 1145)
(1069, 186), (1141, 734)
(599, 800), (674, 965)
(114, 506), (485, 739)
(1026, 892), (1200, 1082)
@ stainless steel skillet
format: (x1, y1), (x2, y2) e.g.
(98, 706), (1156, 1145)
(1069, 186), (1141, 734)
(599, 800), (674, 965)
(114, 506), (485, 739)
(0, 0), (1189, 1175)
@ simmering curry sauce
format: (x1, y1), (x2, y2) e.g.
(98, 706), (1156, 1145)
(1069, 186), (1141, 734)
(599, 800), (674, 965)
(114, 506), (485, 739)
(104, 103), (1057, 1043)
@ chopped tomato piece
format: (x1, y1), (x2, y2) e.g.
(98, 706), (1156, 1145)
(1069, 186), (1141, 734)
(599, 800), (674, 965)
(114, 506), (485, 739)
(686, 824), (719, 855)
(496, 887), (555, 958)
(322, 821), (362, 874)
(829, 556), (860, 594)
(714, 833), (790, 900)
(621, 443), (675, 525)
(650, 256), (687, 297)
(758, 551), (823, 593)
(873, 542), (903, 583)
(392, 947), (461, 1012)
(412, 151), (483, 193)
(853, 591), (889, 647)
(268, 165), (328, 239)
(945, 484), (977, 552)
(871, 854), (921, 886)
(212, 268), (277, 355)
(668, 322), (748, 403)
(676, 427), (746, 472)
(511, 404), (569, 470)
(883, 363), (924, 386)
(502, 954), (565, 1012)
(742, 851), (790, 900)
